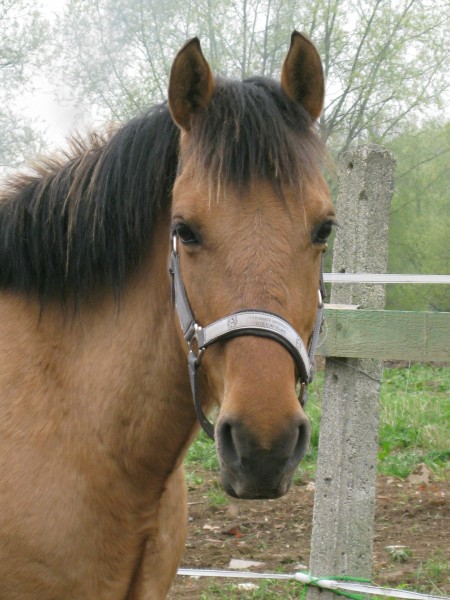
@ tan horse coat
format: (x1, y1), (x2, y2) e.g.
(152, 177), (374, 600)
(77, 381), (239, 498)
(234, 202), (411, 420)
(0, 32), (334, 598)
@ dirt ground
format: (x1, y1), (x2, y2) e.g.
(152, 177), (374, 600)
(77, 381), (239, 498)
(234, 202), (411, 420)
(169, 468), (449, 598)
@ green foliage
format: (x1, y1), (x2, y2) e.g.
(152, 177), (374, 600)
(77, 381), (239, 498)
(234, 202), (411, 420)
(293, 372), (324, 480)
(185, 430), (218, 471)
(386, 121), (450, 311)
(56, 0), (449, 154)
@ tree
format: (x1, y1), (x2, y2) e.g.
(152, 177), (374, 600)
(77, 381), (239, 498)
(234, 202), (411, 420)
(386, 120), (450, 311)
(316, 0), (450, 151)
(0, 0), (49, 168)
(57, 0), (449, 154)
(53, 0), (449, 302)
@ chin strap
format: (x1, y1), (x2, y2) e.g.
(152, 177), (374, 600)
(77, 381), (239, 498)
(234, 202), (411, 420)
(169, 234), (325, 440)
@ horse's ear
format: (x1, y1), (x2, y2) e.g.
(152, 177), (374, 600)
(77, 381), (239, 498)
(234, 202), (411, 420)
(168, 38), (215, 131)
(281, 31), (324, 121)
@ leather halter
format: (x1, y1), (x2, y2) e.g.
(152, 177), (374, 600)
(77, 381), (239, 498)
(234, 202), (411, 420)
(169, 233), (325, 440)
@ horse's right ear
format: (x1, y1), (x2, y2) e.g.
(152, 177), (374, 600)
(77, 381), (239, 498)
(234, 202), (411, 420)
(168, 38), (215, 131)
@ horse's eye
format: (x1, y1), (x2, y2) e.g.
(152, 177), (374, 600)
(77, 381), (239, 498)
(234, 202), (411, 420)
(174, 223), (200, 245)
(312, 221), (335, 245)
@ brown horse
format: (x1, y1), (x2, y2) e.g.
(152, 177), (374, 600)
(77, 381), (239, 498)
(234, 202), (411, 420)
(0, 32), (334, 599)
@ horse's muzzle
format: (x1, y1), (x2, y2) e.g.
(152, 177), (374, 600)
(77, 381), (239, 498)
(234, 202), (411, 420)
(216, 414), (311, 499)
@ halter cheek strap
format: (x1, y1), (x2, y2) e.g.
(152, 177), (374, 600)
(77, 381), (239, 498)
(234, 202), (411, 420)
(169, 234), (325, 440)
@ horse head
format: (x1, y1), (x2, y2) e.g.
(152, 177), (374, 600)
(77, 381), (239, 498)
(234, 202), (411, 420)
(168, 33), (335, 499)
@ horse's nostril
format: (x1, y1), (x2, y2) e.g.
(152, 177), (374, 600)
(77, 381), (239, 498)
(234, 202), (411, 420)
(217, 420), (240, 467)
(290, 419), (311, 467)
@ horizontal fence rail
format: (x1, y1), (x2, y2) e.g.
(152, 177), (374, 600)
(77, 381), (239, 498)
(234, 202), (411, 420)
(323, 273), (450, 284)
(319, 308), (450, 361)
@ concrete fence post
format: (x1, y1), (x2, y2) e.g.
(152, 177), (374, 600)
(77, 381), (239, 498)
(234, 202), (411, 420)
(307, 145), (396, 600)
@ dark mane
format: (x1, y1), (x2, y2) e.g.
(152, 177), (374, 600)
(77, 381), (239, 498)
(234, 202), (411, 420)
(0, 77), (324, 303)
(0, 105), (179, 304)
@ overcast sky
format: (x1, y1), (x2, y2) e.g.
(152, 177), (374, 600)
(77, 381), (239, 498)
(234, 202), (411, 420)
(21, 0), (98, 150)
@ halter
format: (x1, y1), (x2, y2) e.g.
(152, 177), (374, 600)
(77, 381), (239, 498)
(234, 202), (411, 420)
(169, 233), (325, 440)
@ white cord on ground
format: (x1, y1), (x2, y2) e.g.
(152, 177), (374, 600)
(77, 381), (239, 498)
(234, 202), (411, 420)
(177, 568), (448, 600)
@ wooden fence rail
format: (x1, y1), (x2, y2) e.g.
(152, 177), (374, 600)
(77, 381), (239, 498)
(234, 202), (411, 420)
(319, 307), (450, 362)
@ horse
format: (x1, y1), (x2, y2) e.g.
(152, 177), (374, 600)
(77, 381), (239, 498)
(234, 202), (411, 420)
(0, 32), (335, 599)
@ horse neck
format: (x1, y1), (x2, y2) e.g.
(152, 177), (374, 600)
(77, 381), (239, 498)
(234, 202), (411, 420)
(1, 216), (197, 490)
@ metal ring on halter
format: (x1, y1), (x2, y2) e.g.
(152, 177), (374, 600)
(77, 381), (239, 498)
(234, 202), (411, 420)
(188, 325), (205, 364)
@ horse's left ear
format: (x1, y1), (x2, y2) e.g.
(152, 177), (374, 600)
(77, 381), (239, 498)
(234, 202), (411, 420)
(168, 37), (215, 131)
(281, 31), (324, 121)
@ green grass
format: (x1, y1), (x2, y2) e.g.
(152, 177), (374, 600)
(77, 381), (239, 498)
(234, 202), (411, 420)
(199, 579), (301, 599)
(206, 481), (229, 507)
(416, 552), (450, 593)
(185, 364), (450, 481)
(378, 364), (450, 478)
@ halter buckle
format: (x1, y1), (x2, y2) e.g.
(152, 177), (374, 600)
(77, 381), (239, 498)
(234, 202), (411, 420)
(188, 324), (204, 364)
